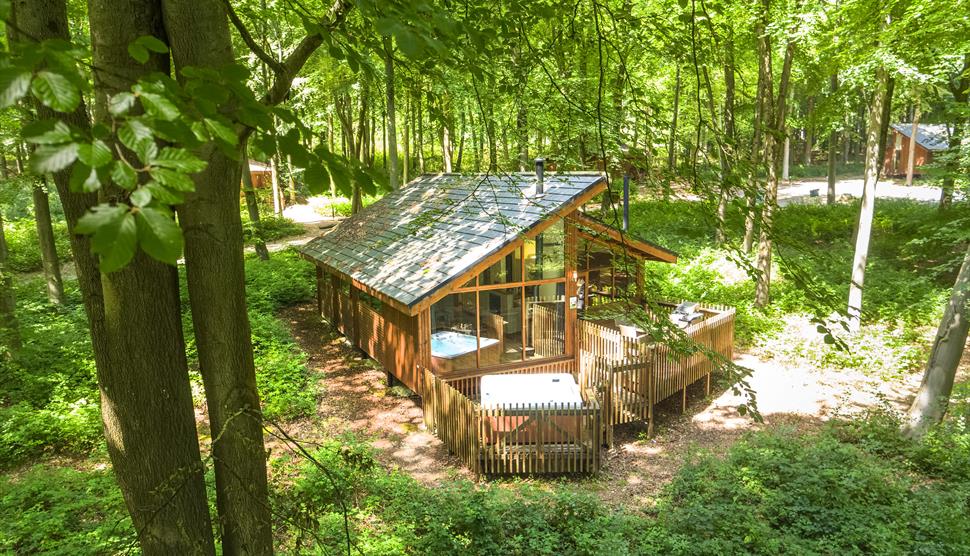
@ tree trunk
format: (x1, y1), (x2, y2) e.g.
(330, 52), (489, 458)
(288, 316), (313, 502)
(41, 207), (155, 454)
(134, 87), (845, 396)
(417, 91), (425, 173)
(85, 0), (217, 551)
(902, 243), (970, 439)
(754, 31), (795, 308)
(286, 155), (296, 206)
(241, 151), (270, 261)
(715, 36), (737, 246)
(32, 177), (66, 304)
(846, 67), (890, 332)
(442, 108), (453, 173)
(0, 206), (20, 352)
(455, 107), (465, 171)
(517, 100), (528, 171)
(270, 156), (282, 215)
(905, 99), (920, 186)
(827, 75), (839, 204)
(803, 96), (814, 164)
(939, 54), (969, 210)
(744, 11), (771, 254)
(383, 37), (399, 189)
(161, 0), (274, 552)
(402, 92), (410, 184)
(667, 65), (681, 172)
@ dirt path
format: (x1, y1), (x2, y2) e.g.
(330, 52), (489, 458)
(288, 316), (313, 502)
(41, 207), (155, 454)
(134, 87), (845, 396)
(280, 301), (963, 504)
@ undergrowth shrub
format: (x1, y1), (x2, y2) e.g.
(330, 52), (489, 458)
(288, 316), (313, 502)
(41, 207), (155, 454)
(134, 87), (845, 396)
(4, 218), (72, 272)
(0, 464), (134, 555)
(242, 214), (305, 245)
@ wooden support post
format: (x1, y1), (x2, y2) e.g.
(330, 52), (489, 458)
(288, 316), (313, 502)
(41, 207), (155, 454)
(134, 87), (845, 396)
(315, 266), (324, 317)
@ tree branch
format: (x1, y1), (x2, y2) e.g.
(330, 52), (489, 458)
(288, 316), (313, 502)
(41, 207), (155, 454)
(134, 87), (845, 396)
(220, 0), (285, 76)
(261, 0), (352, 107)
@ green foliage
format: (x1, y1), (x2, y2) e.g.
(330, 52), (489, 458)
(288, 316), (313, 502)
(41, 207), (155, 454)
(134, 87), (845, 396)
(244, 248), (316, 312)
(249, 310), (316, 421)
(0, 280), (101, 466)
(0, 464), (135, 555)
(241, 214), (305, 246)
(3, 217), (72, 273)
(658, 423), (970, 555)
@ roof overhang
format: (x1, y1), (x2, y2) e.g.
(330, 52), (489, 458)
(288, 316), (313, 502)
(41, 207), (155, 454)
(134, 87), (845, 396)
(568, 212), (678, 263)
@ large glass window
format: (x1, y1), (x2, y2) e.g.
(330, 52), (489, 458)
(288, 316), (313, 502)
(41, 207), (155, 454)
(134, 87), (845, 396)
(525, 220), (565, 280)
(431, 218), (569, 372)
(526, 283), (565, 359)
(480, 288), (522, 364)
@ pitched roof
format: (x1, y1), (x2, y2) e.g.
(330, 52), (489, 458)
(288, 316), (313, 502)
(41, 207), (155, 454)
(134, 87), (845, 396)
(301, 172), (606, 312)
(891, 123), (950, 151)
(569, 212), (678, 263)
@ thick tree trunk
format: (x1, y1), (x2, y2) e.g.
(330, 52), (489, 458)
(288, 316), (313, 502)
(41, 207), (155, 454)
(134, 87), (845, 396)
(241, 152), (270, 261)
(744, 24), (771, 255)
(903, 243), (970, 439)
(0, 207), (20, 352)
(161, 1), (275, 552)
(85, 0), (217, 551)
(827, 75), (839, 204)
(847, 67), (890, 332)
(667, 65), (681, 172)
(905, 100), (920, 186)
(32, 177), (66, 304)
(715, 37), (737, 246)
(383, 38), (399, 189)
(754, 34), (795, 308)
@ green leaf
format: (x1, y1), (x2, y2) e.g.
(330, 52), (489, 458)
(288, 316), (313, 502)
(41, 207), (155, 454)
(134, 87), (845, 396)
(130, 187), (152, 207)
(118, 119), (153, 152)
(203, 118), (237, 146)
(135, 206), (183, 265)
(77, 140), (113, 168)
(145, 181), (184, 204)
(140, 92), (180, 121)
(0, 68), (32, 108)
(69, 163), (102, 193)
(31, 143), (79, 173)
(128, 43), (149, 64)
(22, 120), (73, 145)
(303, 165), (330, 195)
(135, 35), (169, 54)
(77, 205), (137, 273)
(31, 71), (80, 112)
(153, 148), (207, 173)
(108, 92), (137, 116)
(149, 167), (196, 191)
(111, 161), (138, 190)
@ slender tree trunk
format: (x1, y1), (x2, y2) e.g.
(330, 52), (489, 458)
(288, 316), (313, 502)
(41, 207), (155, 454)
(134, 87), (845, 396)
(847, 67), (890, 332)
(270, 156), (282, 215)
(803, 96), (814, 164)
(242, 153), (270, 261)
(83, 0), (218, 551)
(902, 243), (970, 439)
(0, 206), (20, 352)
(754, 32), (795, 308)
(32, 178), (66, 304)
(455, 107), (465, 171)
(905, 99), (920, 186)
(286, 155), (296, 206)
(939, 54), (969, 209)
(667, 65), (681, 172)
(715, 36), (737, 246)
(517, 100), (528, 171)
(402, 92), (410, 184)
(827, 75), (839, 204)
(383, 37), (399, 189)
(744, 13), (771, 254)
(417, 91), (425, 173)
(441, 102), (453, 172)
(161, 0), (274, 551)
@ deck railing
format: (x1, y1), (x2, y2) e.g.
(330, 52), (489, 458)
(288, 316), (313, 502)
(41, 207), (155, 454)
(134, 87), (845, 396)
(419, 365), (602, 476)
(578, 301), (735, 439)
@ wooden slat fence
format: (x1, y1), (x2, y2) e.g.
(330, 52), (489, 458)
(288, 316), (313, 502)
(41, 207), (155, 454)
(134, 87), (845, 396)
(419, 366), (601, 476)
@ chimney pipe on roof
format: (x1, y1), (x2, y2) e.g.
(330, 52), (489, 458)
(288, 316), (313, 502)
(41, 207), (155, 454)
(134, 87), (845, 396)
(622, 174), (630, 231)
(535, 157), (545, 194)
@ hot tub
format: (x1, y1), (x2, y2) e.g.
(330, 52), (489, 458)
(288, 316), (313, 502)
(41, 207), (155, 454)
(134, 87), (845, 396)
(430, 331), (500, 374)
(480, 373), (585, 444)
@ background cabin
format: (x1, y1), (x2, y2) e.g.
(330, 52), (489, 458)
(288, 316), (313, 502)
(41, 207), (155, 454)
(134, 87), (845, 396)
(882, 123), (949, 177)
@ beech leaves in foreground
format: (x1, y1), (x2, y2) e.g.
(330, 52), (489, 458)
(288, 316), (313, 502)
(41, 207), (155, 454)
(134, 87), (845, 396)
(1, 34), (376, 272)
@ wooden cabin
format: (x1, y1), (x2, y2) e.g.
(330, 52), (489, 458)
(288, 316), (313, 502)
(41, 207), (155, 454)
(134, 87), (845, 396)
(300, 169), (735, 475)
(883, 123), (949, 177)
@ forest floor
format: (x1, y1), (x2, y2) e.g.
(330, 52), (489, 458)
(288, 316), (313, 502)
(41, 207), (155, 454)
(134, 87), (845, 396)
(278, 300), (969, 507)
